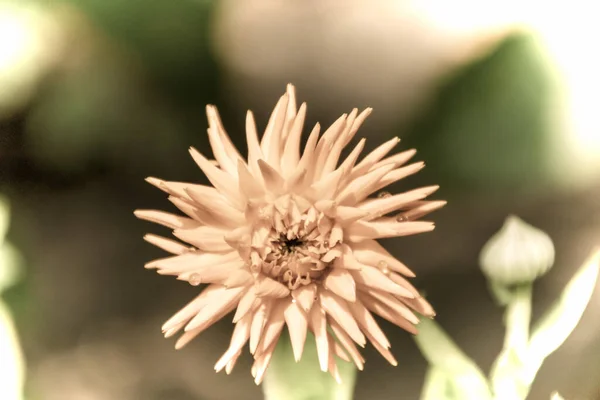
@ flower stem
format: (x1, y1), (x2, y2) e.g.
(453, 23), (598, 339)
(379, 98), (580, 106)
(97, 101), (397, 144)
(503, 284), (532, 357)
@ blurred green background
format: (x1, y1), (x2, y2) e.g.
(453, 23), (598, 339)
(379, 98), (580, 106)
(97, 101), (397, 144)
(1, 1), (599, 399)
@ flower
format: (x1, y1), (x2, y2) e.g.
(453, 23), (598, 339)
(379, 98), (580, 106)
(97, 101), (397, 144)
(135, 84), (444, 384)
(479, 215), (555, 286)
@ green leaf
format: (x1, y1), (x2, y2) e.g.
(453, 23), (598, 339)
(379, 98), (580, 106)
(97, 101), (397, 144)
(421, 367), (454, 400)
(414, 318), (493, 400)
(523, 250), (600, 382)
(263, 332), (356, 400)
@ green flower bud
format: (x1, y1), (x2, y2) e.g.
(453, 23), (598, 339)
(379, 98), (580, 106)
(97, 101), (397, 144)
(479, 216), (555, 285)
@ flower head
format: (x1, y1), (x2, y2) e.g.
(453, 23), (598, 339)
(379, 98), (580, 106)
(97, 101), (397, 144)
(135, 84), (444, 384)
(479, 215), (555, 285)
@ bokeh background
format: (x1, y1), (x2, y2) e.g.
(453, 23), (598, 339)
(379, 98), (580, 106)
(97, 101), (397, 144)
(1, 1), (599, 399)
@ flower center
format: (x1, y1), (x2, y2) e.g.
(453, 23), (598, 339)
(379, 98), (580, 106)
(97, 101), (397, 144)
(280, 236), (304, 254)
(248, 195), (339, 290)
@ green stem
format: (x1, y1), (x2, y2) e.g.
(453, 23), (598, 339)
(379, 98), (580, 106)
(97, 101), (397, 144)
(503, 284), (532, 357)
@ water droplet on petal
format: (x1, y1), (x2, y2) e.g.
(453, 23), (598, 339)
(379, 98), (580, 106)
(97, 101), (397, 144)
(396, 214), (408, 222)
(378, 191), (392, 199)
(292, 298), (297, 303)
(189, 273), (202, 286)
(377, 261), (390, 275)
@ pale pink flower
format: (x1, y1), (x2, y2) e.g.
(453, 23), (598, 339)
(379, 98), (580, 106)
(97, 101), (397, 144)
(135, 84), (444, 384)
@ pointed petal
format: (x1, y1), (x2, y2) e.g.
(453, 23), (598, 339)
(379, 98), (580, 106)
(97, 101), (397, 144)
(293, 122), (320, 177)
(323, 268), (357, 302)
(336, 164), (395, 206)
(184, 286), (245, 332)
(351, 265), (415, 298)
(319, 291), (365, 346)
(162, 285), (223, 332)
(223, 270), (253, 288)
(351, 137), (400, 179)
(256, 300), (286, 355)
(252, 339), (278, 385)
(337, 138), (366, 179)
(359, 186), (440, 220)
(329, 319), (365, 370)
(250, 300), (272, 354)
(327, 336), (342, 384)
(284, 301), (309, 361)
(281, 102), (307, 175)
(346, 220), (435, 240)
(214, 312), (252, 372)
(347, 299), (390, 349)
(173, 226), (231, 252)
(291, 283), (317, 313)
(255, 276), (290, 298)
(188, 147), (245, 208)
(328, 331), (351, 362)
(134, 210), (199, 230)
(368, 162), (425, 198)
(351, 239), (416, 277)
(398, 200), (447, 221)
(403, 295), (436, 318)
(360, 288), (420, 326)
(246, 110), (264, 177)
(233, 286), (259, 323)
(343, 108), (372, 147)
(225, 350), (242, 375)
(371, 148), (416, 170)
(258, 159), (285, 195)
(206, 105), (239, 176)
(308, 303), (329, 372)
(237, 159), (266, 199)
(143, 234), (190, 255)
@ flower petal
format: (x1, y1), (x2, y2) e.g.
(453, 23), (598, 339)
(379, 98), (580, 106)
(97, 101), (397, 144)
(214, 312), (252, 372)
(255, 275), (290, 298)
(347, 298), (390, 349)
(351, 264), (415, 298)
(188, 147), (245, 209)
(143, 234), (190, 255)
(350, 137), (400, 179)
(184, 286), (246, 332)
(319, 291), (365, 346)
(329, 319), (365, 370)
(323, 268), (357, 302)
(308, 303), (329, 372)
(281, 102), (307, 176)
(291, 283), (317, 313)
(351, 239), (416, 277)
(346, 220), (435, 240)
(284, 301), (308, 361)
(134, 210), (199, 230)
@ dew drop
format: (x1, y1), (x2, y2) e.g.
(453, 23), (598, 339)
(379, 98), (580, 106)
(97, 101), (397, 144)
(189, 273), (202, 286)
(396, 214), (408, 222)
(377, 191), (392, 199)
(377, 261), (390, 275)
(292, 298), (297, 303)
(323, 240), (329, 248)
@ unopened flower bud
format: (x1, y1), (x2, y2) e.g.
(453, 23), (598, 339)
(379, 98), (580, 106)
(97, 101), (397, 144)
(479, 215), (555, 285)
